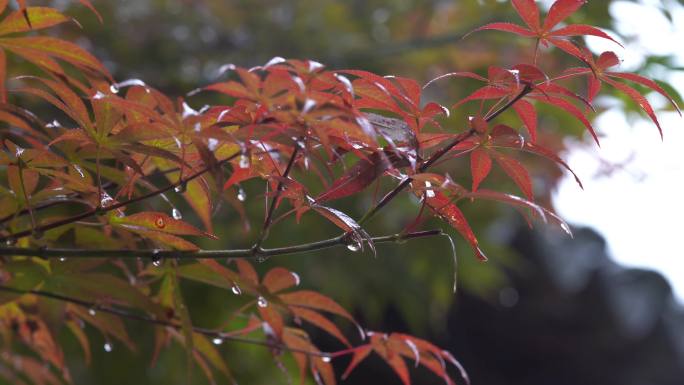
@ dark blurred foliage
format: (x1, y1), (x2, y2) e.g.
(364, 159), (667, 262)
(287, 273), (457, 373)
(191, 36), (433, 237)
(5, 0), (683, 384)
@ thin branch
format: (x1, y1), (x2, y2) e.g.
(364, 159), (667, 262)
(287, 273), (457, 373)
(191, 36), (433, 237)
(0, 285), (333, 358)
(0, 152), (242, 243)
(253, 143), (301, 250)
(358, 84), (534, 225)
(0, 229), (443, 259)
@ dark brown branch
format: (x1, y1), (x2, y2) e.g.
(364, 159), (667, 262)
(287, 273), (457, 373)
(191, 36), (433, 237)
(0, 229), (442, 259)
(0, 284), (332, 357)
(0, 152), (242, 243)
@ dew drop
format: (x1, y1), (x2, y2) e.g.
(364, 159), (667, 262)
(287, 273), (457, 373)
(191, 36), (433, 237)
(151, 251), (163, 267)
(302, 98), (317, 113)
(517, 133), (526, 150)
(257, 296), (268, 308)
(109, 84), (120, 94)
(212, 337), (223, 345)
(239, 154), (250, 169)
(356, 325), (367, 340)
(256, 255), (267, 263)
(92, 91), (107, 100)
(231, 283), (242, 295)
(236, 187), (247, 202)
(308, 60), (324, 72)
(346, 238), (361, 252)
(59, 257), (67, 262)
(88, 308), (97, 316)
(321, 355), (332, 363)
(425, 181), (435, 198)
(560, 222), (573, 238)
(291, 272), (300, 286)
(154, 216), (166, 229)
(174, 182), (187, 193)
(4, 237), (16, 246)
(45, 120), (62, 129)
(207, 138), (219, 151)
(103, 342), (113, 352)
(171, 208), (182, 220)
(73, 164), (85, 178)
(182, 102), (199, 118)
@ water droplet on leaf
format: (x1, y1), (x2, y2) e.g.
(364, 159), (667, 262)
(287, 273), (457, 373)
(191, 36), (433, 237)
(345, 238), (361, 252)
(151, 251), (163, 267)
(239, 154), (250, 169)
(171, 208), (182, 220)
(88, 308), (97, 316)
(73, 165), (85, 178)
(231, 283), (242, 295)
(237, 187), (247, 202)
(291, 272), (300, 286)
(212, 337), (223, 345)
(257, 296), (268, 308)
(174, 182), (187, 193)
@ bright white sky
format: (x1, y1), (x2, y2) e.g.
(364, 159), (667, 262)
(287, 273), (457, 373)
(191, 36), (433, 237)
(552, 0), (684, 300)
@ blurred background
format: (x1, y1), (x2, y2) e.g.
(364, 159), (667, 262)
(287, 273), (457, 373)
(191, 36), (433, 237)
(9, 0), (684, 384)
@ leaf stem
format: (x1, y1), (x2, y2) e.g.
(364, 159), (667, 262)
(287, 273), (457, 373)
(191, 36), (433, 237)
(253, 143), (300, 251)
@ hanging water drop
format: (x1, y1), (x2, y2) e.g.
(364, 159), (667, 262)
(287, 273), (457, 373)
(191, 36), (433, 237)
(345, 237), (361, 252)
(92, 91), (107, 100)
(256, 255), (267, 263)
(88, 308), (97, 316)
(425, 181), (436, 198)
(4, 237), (16, 246)
(109, 83), (120, 93)
(59, 257), (66, 262)
(171, 208), (182, 220)
(231, 283), (242, 295)
(291, 272), (300, 286)
(103, 342), (113, 352)
(45, 120), (62, 129)
(257, 296), (268, 308)
(321, 355), (332, 363)
(73, 164), (85, 178)
(239, 154), (250, 169)
(174, 182), (187, 193)
(236, 187), (247, 202)
(151, 251), (163, 267)
(560, 222), (573, 238)
(212, 337), (223, 345)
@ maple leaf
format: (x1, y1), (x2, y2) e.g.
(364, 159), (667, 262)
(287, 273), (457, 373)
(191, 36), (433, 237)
(471, 0), (622, 60)
(566, 50), (682, 138)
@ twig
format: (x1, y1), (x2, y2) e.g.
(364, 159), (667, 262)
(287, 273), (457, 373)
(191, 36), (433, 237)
(0, 229), (443, 259)
(0, 285), (334, 358)
(0, 152), (242, 243)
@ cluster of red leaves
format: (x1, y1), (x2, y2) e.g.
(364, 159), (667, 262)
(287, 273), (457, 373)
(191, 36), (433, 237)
(0, 1), (678, 384)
